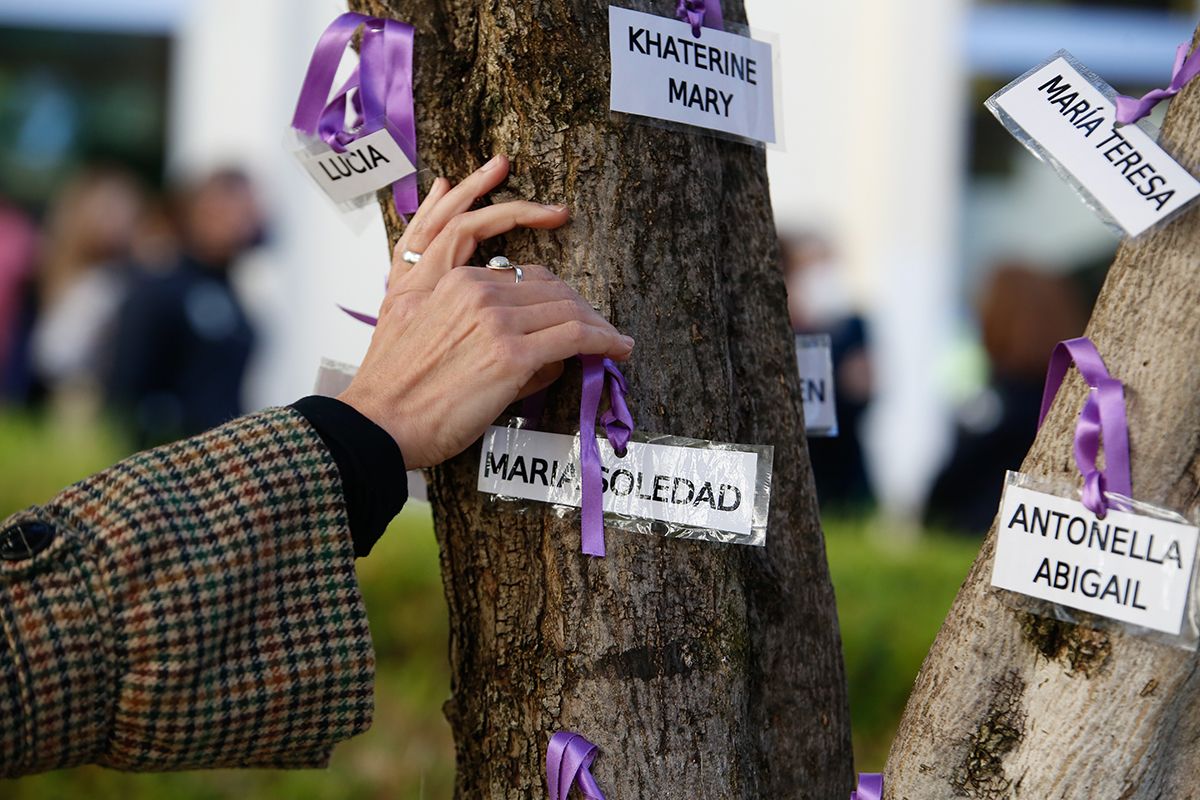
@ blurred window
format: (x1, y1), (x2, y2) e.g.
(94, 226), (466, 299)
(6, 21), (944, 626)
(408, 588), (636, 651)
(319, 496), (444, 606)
(0, 26), (168, 213)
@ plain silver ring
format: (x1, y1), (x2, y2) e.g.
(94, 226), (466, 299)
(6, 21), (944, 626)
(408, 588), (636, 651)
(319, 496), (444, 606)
(513, 265), (523, 285)
(402, 249), (422, 264)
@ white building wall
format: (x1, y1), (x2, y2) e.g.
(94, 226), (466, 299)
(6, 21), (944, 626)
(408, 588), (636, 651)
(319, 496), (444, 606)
(748, 0), (967, 518)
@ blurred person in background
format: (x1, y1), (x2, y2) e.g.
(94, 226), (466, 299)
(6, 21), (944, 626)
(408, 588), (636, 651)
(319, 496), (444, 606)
(29, 166), (145, 424)
(925, 262), (1090, 534)
(106, 167), (261, 447)
(781, 232), (874, 511)
(0, 198), (38, 402)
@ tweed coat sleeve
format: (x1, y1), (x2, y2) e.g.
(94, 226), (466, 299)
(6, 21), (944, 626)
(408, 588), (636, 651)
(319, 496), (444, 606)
(0, 407), (375, 776)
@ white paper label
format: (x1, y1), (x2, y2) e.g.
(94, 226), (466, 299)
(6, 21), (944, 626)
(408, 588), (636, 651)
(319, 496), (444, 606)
(313, 357), (358, 397)
(796, 334), (837, 436)
(991, 54), (1200, 236)
(991, 480), (1200, 635)
(298, 127), (416, 204)
(608, 6), (776, 144)
(478, 426), (761, 537)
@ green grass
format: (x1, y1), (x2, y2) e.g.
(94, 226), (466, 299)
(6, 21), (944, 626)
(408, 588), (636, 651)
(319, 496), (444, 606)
(0, 412), (126, 513)
(826, 516), (980, 772)
(0, 412), (979, 796)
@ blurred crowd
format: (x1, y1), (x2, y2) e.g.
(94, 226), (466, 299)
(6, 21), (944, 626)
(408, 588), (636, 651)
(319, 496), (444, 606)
(780, 232), (1099, 533)
(0, 165), (263, 447)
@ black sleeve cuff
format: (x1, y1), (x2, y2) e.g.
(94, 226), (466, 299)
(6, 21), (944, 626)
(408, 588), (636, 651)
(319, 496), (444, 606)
(292, 395), (408, 557)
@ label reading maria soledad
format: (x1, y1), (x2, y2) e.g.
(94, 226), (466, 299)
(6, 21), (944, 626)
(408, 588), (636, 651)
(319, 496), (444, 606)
(991, 477), (1200, 635)
(477, 425), (770, 544)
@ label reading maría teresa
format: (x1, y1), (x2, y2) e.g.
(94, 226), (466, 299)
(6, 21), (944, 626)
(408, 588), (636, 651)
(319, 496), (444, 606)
(988, 52), (1200, 236)
(297, 127), (416, 205)
(608, 6), (776, 144)
(991, 477), (1200, 635)
(477, 426), (769, 544)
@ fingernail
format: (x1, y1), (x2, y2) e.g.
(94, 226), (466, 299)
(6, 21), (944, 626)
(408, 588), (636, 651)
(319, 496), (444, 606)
(620, 335), (635, 350)
(542, 203), (568, 213)
(482, 154), (504, 171)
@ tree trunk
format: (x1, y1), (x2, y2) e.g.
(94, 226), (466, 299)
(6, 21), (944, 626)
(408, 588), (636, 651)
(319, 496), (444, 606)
(347, 1), (852, 797)
(886, 25), (1200, 800)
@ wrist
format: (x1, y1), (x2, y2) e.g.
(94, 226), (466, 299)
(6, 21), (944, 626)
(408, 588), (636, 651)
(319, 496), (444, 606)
(337, 385), (428, 469)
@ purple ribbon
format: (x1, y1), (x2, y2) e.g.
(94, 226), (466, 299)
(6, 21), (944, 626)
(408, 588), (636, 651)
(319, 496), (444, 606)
(850, 773), (882, 800)
(578, 356), (634, 557)
(547, 731), (606, 800)
(337, 305), (378, 327)
(291, 12), (418, 216)
(676, 0), (725, 37)
(1115, 42), (1200, 126)
(1038, 337), (1131, 518)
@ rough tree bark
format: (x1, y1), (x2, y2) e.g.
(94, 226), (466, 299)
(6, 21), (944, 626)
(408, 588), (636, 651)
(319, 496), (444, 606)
(886, 25), (1200, 800)
(346, 1), (852, 797)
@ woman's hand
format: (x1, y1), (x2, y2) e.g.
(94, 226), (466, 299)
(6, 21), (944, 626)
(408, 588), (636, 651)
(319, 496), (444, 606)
(339, 155), (634, 469)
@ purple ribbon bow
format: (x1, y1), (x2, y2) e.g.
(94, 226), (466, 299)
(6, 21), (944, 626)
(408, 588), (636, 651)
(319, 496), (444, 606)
(1038, 337), (1131, 518)
(579, 356), (634, 557)
(850, 773), (882, 800)
(676, 0), (725, 37)
(1115, 42), (1200, 126)
(291, 12), (418, 216)
(547, 731), (606, 800)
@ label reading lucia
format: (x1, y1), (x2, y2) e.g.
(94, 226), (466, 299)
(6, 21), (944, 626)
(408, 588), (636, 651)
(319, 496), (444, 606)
(608, 6), (776, 144)
(991, 478), (1200, 635)
(989, 53), (1200, 236)
(298, 127), (416, 205)
(478, 426), (765, 539)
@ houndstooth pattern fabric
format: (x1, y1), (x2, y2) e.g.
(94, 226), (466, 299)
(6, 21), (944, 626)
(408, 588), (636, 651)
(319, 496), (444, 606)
(0, 407), (374, 776)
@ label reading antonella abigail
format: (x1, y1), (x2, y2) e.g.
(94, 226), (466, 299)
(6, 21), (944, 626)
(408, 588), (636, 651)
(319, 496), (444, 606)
(991, 475), (1200, 635)
(608, 6), (776, 144)
(988, 51), (1200, 236)
(297, 127), (416, 205)
(478, 425), (771, 546)
(796, 334), (837, 437)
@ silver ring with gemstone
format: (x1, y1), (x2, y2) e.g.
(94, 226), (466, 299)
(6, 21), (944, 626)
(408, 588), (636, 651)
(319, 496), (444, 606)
(402, 249), (422, 264)
(487, 255), (522, 284)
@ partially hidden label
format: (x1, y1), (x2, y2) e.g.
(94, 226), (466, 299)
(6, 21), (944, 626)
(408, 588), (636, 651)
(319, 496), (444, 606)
(796, 334), (837, 437)
(297, 127), (416, 205)
(989, 52), (1200, 236)
(608, 6), (776, 144)
(991, 478), (1200, 635)
(478, 425), (769, 544)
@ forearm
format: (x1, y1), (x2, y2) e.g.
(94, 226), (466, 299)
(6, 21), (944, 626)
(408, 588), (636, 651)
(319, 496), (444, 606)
(0, 405), (394, 776)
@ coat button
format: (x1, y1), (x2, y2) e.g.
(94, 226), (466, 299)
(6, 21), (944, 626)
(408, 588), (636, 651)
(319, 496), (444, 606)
(0, 522), (56, 561)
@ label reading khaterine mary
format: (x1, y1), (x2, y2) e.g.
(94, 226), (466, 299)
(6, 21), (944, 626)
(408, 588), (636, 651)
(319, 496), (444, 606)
(298, 127), (416, 205)
(478, 425), (768, 543)
(991, 477), (1200, 635)
(989, 52), (1200, 236)
(608, 6), (776, 144)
